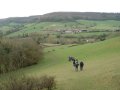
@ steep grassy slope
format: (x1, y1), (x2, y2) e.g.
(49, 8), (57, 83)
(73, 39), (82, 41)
(0, 37), (120, 90)
(27, 37), (120, 90)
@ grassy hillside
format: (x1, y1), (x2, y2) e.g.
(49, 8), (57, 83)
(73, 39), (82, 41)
(30, 37), (120, 90)
(0, 37), (120, 90)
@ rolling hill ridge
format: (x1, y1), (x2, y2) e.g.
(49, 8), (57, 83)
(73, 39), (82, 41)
(0, 12), (120, 25)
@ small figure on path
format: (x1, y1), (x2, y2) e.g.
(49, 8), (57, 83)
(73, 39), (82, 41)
(80, 61), (84, 71)
(75, 61), (79, 71)
(73, 59), (76, 67)
(68, 56), (75, 62)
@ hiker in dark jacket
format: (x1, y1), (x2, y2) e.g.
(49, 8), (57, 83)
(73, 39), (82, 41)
(80, 61), (84, 71)
(75, 61), (79, 71)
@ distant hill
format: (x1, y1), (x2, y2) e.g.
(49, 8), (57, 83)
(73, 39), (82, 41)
(0, 15), (40, 25)
(0, 12), (120, 25)
(40, 12), (120, 22)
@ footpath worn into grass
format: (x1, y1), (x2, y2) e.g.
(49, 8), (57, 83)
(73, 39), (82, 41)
(0, 37), (120, 90)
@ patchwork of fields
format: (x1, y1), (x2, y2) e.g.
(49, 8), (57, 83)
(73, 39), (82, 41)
(0, 20), (120, 37)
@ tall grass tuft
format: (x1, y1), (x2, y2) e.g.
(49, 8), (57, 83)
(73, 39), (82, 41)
(0, 75), (56, 90)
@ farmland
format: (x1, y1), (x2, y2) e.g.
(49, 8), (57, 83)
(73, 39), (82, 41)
(0, 20), (120, 37)
(0, 12), (120, 90)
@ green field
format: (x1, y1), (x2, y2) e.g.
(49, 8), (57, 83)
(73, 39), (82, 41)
(0, 36), (120, 90)
(0, 20), (120, 37)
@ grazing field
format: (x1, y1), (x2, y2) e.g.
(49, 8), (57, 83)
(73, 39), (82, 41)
(0, 20), (120, 37)
(0, 36), (120, 90)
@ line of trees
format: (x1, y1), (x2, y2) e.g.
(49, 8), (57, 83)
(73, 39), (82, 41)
(5, 25), (24, 35)
(0, 38), (43, 74)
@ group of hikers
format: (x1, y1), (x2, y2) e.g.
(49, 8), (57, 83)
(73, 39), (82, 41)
(68, 56), (84, 71)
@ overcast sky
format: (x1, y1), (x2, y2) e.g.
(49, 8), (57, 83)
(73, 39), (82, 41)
(0, 0), (120, 19)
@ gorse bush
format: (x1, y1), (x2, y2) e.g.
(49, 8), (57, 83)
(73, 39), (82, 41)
(0, 38), (43, 74)
(40, 76), (56, 90)
(0, 75), (56, 90)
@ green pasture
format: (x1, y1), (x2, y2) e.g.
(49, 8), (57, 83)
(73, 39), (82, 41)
(0, 20), (120, 37)
(62, 32), (112, 37)
(0, 37), (120, 90)
(77, 20), (120, 30)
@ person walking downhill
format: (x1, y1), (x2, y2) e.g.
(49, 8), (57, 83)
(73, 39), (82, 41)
(80, 61), (84, 71)
(75, 60), (79, 71)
